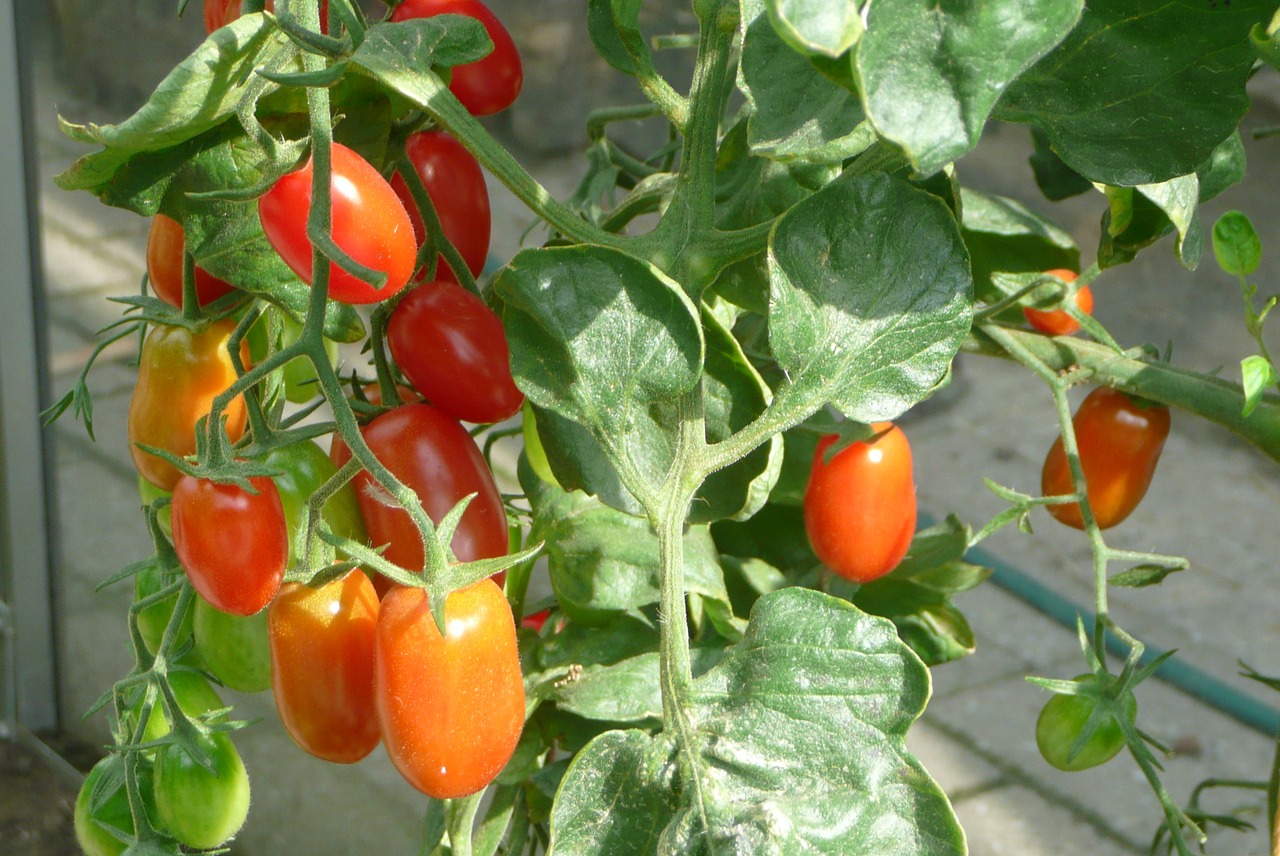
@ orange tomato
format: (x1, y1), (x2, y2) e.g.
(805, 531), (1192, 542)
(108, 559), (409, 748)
(1041, 386), (1171, 529)
(1023, 269), (1094, 336)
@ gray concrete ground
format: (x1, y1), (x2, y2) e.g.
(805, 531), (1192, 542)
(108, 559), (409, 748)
(24, 17), (1280, 856)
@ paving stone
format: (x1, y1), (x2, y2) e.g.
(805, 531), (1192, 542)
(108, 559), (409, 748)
(954, 785), (1134, 856)
(906, 719), (1005, 799)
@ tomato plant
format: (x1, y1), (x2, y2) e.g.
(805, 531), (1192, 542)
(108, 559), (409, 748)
(153, 733), (250, 850)
(146, 214), (236, 309)
(390, 131), (491, 281)
(171, 475), (288, 615)
(1036, 677), (1138, 771)
(258, 142), (416, 305)
(128, 321), (249, 491)
(268, 572), (381, 763)
(353, 403), (508, 570)
(803, 425), (917, 584)
(387, 280), (523, 424)
(375, 580), (524, 798)
(263, 438), (366, 566)
(389, 0), (522, 116)
(1041, 386), (1172, 530)
(135, 670), (226, 744)
(1023, 269), (1094, 336)
(193, 595), (272, 692)
(75, 757), (156, 856)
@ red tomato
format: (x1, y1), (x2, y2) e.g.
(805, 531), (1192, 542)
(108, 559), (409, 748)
(128, 321), (250, 491)
(205, 0), (329, 33)
(327, 385), (421, 471)
(390, 131), (491, 281)
(171, 475), (288, 615)
(376, 580), (524, 798)
(803, 424), (917, 584)
(258, 143), (416, 305)
(1024, 269), (1094, 336)
(521, 608), (550, 632)
(146, 214), (236, 308)
(269, 572), (380, 763)
(390, 0), (522, 116)
(1041, 386), (1171, 530)
(352, 404), (508, 572)
(387, 281), (523, 424)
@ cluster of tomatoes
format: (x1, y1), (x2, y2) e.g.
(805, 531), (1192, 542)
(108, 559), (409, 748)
(800, 268), (1166, 772)
(77, 1), (532, 854)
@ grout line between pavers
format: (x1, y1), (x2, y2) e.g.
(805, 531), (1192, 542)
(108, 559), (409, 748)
(922, 713), (1146, 852)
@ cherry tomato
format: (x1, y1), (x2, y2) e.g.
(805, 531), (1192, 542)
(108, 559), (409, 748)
(1041, 386), (1171, 530)
(128, 321), (249, 491)
(376, 580), (524, 797)
(134, 560), (194, 659)
(146, 214), (236, 309)
(205, 0), (329, 33)
(521, 608), (550, 632)
(327, 385), (421, 474)
(388, 281), (523, 424)
(803, 424), (917, 584)
(75, 757), (156, 856)
(1036, 676), (1137, 771)
(171, 475), (288, 615)
(1023, 269), (1094, 336)
(389, 131), (491, 281)
(264, 439), (367, 568)
(353, 403), (508, 573)
(154, 733), (250, 850)
(268, 572), (380, 763)
(258, 142), (416, 305)
(136, 670), (226, 744)
(390, 0), (522, 116)
(137, 477), (174, 540)
(193, 595), (272, 692)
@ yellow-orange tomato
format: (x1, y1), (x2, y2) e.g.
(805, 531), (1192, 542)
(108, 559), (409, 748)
(804, 423), (917, 584)
(128, 321), (249, 490)
(1023, 269), (1094, 336)
(375, 580), (524, 798)
(269, 573), (381, 763)
(1042, 386), (1171, 530)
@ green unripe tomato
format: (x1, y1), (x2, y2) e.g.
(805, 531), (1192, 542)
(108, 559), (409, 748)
(522, 402), (561, 488)
(136, 476), (173, 539)
(193, 595), (271, 692)
(1035, 676), (1137, 771)
(75, 758), (133, 856)
(154, 733), (250, 850)
(137, 670), (226, 745)
(133, 562), (193, 659)
(263, 439), (366, 569)
(280, 315), (340, 403)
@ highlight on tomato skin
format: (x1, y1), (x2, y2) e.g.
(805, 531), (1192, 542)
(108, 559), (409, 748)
(1023, 268), (1094, 337)
(390, 0), (523, 116)
(803, 422), (917, 584)
(1041, 386), (1171, 530)
(257, 142), (416, 305)
(375, 580), (525, 799)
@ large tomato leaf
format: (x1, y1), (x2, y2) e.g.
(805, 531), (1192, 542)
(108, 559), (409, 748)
(856, 0), (1081, 177)
(768, 172), (972, 424)
(547, 587), (963, 855)
(766, 0), (864, 58)
(738, 0), (875, 163)
(348, 16), (495, 104)
(960, 188), (1079, 304)
(996, 0), (1272, 186)
(1098, 176), (1203, 271)
(495, 246), (704, 510)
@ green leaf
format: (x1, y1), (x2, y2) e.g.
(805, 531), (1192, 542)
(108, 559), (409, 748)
(768, 172), (973, 423)
(767, 0), (863, 58)
(1213, 211), (1262, 276)
(960, 187), (1079, 303)
(1241, 355), (1277, 418)
(548, 588), (963, 854)
(1099, 174), (1203, 270)
(1198, 132), (1246, 204)
(588, 0), (641, 75)
(495, 245), (704, 508)
(1110, 564), (1184, 589)
(349, 16), (493, 106)
(1251, 8), (1280, 70)
(56, 14), (291, 165)
(738, 0), (876, 163)
(711, 502), (818, 574)
(522, 473), (733, 628)
(550, 648), (725, 725)
(536, 614), (658, 671)
(857, 0), (1081, 176)
(997, 0), (1272, 186)
(1028, 127), (1092, 201)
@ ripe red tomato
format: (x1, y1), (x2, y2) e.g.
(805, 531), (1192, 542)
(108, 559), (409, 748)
(268, 572), (380, 763)
(521, 608), (550, 632)
(376, 580), (524, 798)
(1041, 386), (1171, 530)
(146, 214), (236, 308)
(353, 404), (508, 573)
(128, 321), (249, 491)
(258, 143), (416, 305)
(153, 733), (249, 850)
(205, 0), (328, 33)
(171, 475), (288, 615)
(1024, 269), (1094, 336)
(390, 0), (522, 116)
(387, 281), (523, 424)
(390, 131), (491, 281)
(803, 424), (917, 583)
